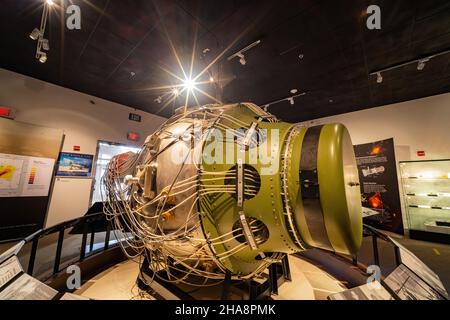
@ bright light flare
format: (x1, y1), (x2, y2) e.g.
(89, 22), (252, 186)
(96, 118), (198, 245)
(183, 78), (196, 91)
(46, 0), (54, 6)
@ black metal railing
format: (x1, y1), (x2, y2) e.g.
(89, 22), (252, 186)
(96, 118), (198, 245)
(13, 212), (122, 281)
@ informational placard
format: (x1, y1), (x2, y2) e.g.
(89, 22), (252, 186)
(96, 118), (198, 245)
(0, 273), (58, 300)
(388, 236), (449, 299)
(56, 152), (94, 177)
(328, 283), (393, 300)
(354, 138), (404, 234)
(384, 264), (444, 300)
(0, 153), (55, 197)
(0, 256), (23, 289)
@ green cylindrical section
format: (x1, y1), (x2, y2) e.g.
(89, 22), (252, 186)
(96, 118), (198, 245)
(199, 104), (362, 275)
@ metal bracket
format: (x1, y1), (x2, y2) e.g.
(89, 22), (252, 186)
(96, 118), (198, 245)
(241, 122), (258, 150)
(239, 211), (258, 250)
(236, 159), (244, 207)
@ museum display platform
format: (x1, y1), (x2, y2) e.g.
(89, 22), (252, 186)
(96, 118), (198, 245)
(0, 211), (448, 300)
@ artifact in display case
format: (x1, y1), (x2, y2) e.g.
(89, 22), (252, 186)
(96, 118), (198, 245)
(399, 159), (450, 243)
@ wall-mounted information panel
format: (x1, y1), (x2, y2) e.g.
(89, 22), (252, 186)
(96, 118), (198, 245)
(0, 118), (63, 241)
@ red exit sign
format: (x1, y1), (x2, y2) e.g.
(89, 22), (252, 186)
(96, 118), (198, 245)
(0, 107), (15, 119)
(417, 150), (425, 157)
(127, 132), (140, 141)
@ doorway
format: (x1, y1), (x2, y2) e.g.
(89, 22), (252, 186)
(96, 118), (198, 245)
(91, 141), (140, 204)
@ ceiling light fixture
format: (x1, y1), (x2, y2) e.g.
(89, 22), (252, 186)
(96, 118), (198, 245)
(209, 76), (214, 83)
(29, 28), (41, 40)
(172, 88), (179, 96)
(41, 38), (50, 51)
(417, 58), (429, 71)
(369, 48), (450, 81)
(38, 52), (47, 63)
(29, 1), (53, 64)
(227, 40), (261, 66)
(376, 72), (383, 84)
(183, 78), (195, 91)
(260, 92), (306, 111)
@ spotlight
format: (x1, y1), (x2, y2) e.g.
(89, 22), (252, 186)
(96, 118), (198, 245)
(237, 53), (246, 66)
(288, 97), (294, 105)
(172, 88), (179, 95)
(38, 52), (47, 63)
(209, 76), (214, 83)
(155, 96), (162, 104)
(417, 58), (429, 71)
(46, 0), (55, 6)
(29, 28), (41, 41)
(41, 38), (50, 51)
(183, 78), (195, 91)
(376, 72), (383, 84)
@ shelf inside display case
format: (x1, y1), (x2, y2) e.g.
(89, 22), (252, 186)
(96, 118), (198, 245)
(400, 159), (450, 243)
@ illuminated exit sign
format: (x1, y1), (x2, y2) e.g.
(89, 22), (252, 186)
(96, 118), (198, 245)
(0, 107), (15, 119)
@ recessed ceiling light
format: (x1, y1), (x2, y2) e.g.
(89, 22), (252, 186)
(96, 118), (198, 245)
(130, 71), (136, 77)
(329, 99), (334, 103)
(298, 53), (304, 59)
(209, 76), (214, 82)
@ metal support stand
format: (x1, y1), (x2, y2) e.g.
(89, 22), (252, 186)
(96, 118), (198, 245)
(221, 271), (232, 300)
(281, 254), (292, 281)
(269, 263), (278, 295)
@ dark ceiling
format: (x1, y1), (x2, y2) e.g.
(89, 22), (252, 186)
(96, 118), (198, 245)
(1, 0), (450, 122)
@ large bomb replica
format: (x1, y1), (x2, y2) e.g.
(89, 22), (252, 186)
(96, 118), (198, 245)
(103, 103), (362, 285)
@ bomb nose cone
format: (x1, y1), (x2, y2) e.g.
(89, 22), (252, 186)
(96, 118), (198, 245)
(289, 123), (362, 255)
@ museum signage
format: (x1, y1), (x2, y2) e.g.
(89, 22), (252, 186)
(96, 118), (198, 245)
(354, 138), (404, 234)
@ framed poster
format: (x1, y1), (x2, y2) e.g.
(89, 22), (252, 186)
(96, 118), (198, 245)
(56, 152), (94, 177)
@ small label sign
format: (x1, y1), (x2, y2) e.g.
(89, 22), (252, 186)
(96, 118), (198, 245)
(129, 113), (141, 122)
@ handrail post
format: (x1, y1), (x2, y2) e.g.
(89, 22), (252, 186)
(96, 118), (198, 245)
(53, 229), (65, 274)
(80, 223), (88, 261)
(89, 225), (95, 253)
(27, 238), (39, 275)
(104, 221), (111, 250)
(372, 235), (380, 266)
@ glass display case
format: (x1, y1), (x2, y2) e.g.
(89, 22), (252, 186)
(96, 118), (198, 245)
(399, 160), (450, 243)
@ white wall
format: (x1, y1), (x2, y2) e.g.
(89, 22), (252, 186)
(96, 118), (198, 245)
(300, 93), (450, 231)
(0, 68), (166, 227)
